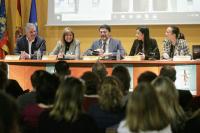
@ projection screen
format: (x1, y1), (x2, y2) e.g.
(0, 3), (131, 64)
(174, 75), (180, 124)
(47, 0), (200, 26)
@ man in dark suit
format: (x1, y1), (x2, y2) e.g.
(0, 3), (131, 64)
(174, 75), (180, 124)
(14, 23), (46, 59)
(84, 24), (125, 59)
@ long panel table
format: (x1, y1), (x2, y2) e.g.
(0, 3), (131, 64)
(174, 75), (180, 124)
(1, 60), (200, 95)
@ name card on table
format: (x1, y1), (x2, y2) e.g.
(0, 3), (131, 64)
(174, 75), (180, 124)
(82, 56), (100, 60)
(4, 55), (20, 60)
(173, 56), (191, 61)
(42, 55), (57, 60)
(123, 56), (142, 61)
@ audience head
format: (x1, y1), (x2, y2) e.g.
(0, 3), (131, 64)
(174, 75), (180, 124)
(50, 77), (85, 122)
(98, 24), (111, 41)
(92, 62), (108, 82)
(54, 61), (71, 80)
(35, 71), (59, 105)
(126, 82), (169, 132)
(81, 71), (101, 95)
(138, 71), (157, 83)
(25, 23), (37, 41)
(112, 65), (131, 95)
(98, 76), (123, 111)
(31, 70), (48, 91)
(0, 92), (20, 133)
(0, 62), (8, 75)
(152, 77), (186, 125)
(0, 68), (8, 91)
(62, 27), (74, 44)
(159, 65), (176, 82)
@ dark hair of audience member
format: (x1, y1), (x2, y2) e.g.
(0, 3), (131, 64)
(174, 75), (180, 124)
(0, 68), (8, 91)
(81, 71), (101, 95)
(0, 92), (20, 133)
(126, 82), (170, 132)
(31, 70), (49, 91)
(98, 76), (123, 111)
(0, 62), (8, 74)
(138, 71), (157, 83)
(112, 65), (131, 95)
(152, 76), (186, 133)
(159, 65), (176, 82)
(50, 77), (85, 122)
(54, 61), (71, 80)
(35, 72), (60, 105)
(92, 62), (108, 82)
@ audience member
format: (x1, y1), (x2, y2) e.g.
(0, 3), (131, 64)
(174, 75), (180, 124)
(138, 71), (157, 83)
(118, 83), (171, 133)
(50, 27), (80, 59)
(17, 70), (50, 111)
(159, 65), (193, 112)
(112, 65), (131, 107)
(129, 26), (160, 60)
(54, 60), (71, 81)
(0, 68), (8, 91)
(0, 62), (24, 98)
(88, 76), (125, 133)
(14, 23), (46, 59)
(162, 26), (190, 59)
(0, 92), (20, 133)
(84, 24), (125, 59)
(81, 71), (100, 111)
(38, 77), (98, 133)
(21, 71), (59, 133)
(92, 62), (108, 83)
(152, 77), (187, 133)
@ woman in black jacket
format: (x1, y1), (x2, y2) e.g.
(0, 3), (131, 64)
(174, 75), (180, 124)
(129, 26), (160, 60)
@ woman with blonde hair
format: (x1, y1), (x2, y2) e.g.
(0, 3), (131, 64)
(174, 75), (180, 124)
(50, 27), (80, 59)
(88, 76), (125, 133)
(152, 76), (187, 133)
(38, 77), (98, 133)
(118, 82), (171, 133)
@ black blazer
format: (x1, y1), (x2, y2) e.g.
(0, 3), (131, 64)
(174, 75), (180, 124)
(129, 38), (160, 60)
(14, 35), (46, 58)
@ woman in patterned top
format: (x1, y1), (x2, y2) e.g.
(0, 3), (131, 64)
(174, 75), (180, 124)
(162, 26), (190, 59)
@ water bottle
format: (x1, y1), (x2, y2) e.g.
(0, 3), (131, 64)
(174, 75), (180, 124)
(116, 49), (121, 61)
(37, 50), (42, 60)
(75, 48), (79, 60)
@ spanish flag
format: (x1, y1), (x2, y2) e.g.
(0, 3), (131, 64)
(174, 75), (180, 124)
(0, 0), (9, 59)
(15, 0), (23, 41)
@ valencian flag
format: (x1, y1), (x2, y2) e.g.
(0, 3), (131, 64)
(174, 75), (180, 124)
(15, 0), (23, 40)
(29, 0), (38, 32)
(0, 0), (9, 59)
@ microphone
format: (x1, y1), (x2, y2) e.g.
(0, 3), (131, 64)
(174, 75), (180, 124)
(37, 40), (46, 51)
(135, 42), (141, 55)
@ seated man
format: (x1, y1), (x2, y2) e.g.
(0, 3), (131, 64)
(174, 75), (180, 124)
(84, 24), (125, 59)
(14, 23), (46, 59)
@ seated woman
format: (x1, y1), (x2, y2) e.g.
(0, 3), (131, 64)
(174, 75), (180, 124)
(117, 83), (171, 133)
(162, 26), (190, 59)
(129, 26), (160, 60)
(50, 27), (80, 59)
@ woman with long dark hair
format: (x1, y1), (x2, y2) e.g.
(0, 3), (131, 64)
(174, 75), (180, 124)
(129, 26), (160, 60)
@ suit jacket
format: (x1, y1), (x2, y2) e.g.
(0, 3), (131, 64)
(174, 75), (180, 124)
(129, 38), (160, 60)
(84, 38), (125, 56)
(14, 35), (46, 59)
(50, 39), (80, 59)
